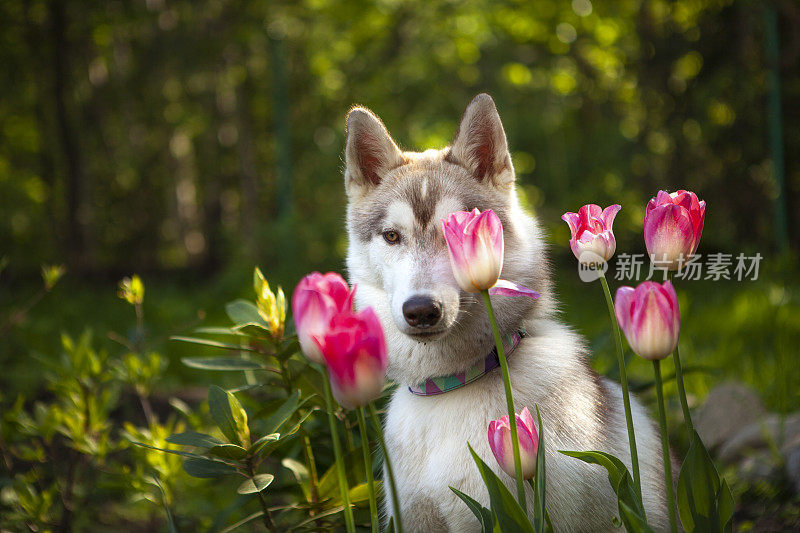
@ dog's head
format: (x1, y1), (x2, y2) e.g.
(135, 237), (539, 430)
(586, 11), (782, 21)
(344, 94), (552, 385)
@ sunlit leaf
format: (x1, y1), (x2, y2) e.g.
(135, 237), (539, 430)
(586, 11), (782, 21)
(183, 458), (237, 478)
(181, 357), (267, 371)
(225, 299), (268, 328)
(166, 431), (224, 448)
(172, 336), (261, 353)
(208, 385), (249, 446)
(209, 443), (248, 460)
(237, 474), (274, 494)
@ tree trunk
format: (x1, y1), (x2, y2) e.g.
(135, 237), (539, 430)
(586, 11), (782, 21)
(51, 0), (85, 269)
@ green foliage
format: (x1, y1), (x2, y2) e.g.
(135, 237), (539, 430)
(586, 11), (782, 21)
(467, 442), (535, 533)
(559, 450), (653, 532)
(126, 267), (383, 531)
(677, 431), (734, 532)
(118, 275), (145, 306)
(531, 406), (550, 533)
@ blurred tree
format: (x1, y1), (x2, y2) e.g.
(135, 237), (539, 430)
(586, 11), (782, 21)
(0, 0), (797, 280)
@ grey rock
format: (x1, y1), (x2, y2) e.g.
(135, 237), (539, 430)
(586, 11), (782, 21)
(693, 382), (766, 450)
(718, 412), (800, 463)
(715, 411), (800, 492)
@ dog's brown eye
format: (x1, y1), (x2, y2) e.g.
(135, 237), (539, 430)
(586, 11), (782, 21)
(383, 230), (400, 244)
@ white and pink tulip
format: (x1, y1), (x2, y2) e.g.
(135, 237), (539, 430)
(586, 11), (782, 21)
(614, 280), (680, 361)
(561, 203), (621, 263)
(441, 208), (538, 298)
(488, 406), (539, 480)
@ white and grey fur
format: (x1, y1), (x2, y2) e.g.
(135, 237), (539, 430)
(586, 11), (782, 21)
(343, 94), (671, 532)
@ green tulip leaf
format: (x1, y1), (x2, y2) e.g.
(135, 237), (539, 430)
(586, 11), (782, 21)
(719, 478), (735, 532)
(450, 486), (494, 532)
(533, 405), (547, 532)
(559, 449), (648, 530)
(677, 430), (726, 531)
(618, 499), (655, 533)
(467, 443), (535, 533)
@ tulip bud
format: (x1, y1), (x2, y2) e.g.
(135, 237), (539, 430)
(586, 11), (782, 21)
(487, 406), (539, 479)
(614, 281), (680, 361)
(441, 208), (504, 292)
(292, 272), (355, 364)
(314, 307), (388, 409)
(561, 204), (621, 264)
(644, 190), (705, 270)
(254, 267), (286, 339)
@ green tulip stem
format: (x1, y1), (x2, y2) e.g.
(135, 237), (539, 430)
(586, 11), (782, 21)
(672, 344), (694, 433)
(368, 403), (404, 533)
(481, 289), (527, 512)
(653, 359), (678, 533)
(357, 407), (379, 533)
(667, 272), (694, 432)
(322, 368), (355, 533)
(598, 271), (643, 511)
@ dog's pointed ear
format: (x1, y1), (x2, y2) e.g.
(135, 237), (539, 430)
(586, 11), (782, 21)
(345, 107), (405, 196)
(446, 93), (514, 188)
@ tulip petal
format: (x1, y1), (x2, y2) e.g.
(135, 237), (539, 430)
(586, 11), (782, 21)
(441, 209), (505, 292)
(564, 203), (621, 263)
(316, 306), (387, 409)
(644, 190), (706, 260)
(614, 286), (636, 334)
(561, 212), (580, 236)
(488, 279), (540, 298)
(644, 204), (695, 267)
(488, 408), (539, 479)
(600, 204), (622, 231)
(615, 281), (680, 361)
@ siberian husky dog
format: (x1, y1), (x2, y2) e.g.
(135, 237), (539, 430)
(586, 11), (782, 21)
(343, 94), (669, 532)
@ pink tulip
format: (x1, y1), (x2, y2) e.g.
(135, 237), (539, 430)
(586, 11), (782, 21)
(614, 281), (680, 361)
(644, 190), (705, 270)
(561, 204), (621, 263)
(441, 209), (539, 298)
(488, 407), (539, 479)
(292, 272), (355, 364)
(313, 307), (388, 409)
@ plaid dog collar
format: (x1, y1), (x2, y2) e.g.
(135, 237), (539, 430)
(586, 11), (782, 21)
(408, 328), (526, 396)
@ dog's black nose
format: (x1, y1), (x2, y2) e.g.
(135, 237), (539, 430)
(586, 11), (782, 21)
(402, 296), (442, 328)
